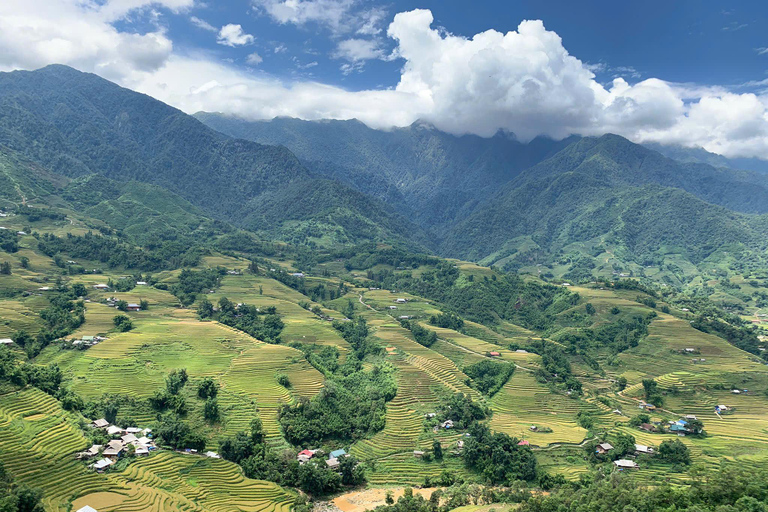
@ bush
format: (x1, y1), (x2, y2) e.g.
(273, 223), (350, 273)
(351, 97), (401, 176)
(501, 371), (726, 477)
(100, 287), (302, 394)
(113, 315), (133, 332)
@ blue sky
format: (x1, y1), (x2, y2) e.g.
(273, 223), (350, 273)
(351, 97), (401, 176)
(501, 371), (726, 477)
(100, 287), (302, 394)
(155, 0), (768, 90)
(2, 0), (768, 158)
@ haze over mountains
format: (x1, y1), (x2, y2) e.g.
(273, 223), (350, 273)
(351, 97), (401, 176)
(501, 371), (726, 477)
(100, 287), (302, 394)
(2, 64), (768, 282)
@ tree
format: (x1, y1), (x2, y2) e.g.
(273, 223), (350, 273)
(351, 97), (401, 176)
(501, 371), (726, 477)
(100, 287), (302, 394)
(115, 300), (128, 312)
(72, 283), (87, 297)
(197, 299), (214, 319)
(197, 377), (219, 399)
(250, 418), (264, 446)
(11, 330), (32, 348)
(276, 373), (291, 388)
(204, 398), (219, 422)
(19, 256), (29, 269)
(339, 455), (365, 486)
(165, 369), (188, 395)
(432, 440), (443, 461)
(113, 314), (133, 332)
(612, 432), (636, 459)
(616, 376), (628, 391)
(686, 418), (705, 435)
(658, 439), (690, 465)
(0, 262), (11, 275)
(104, 401), (119, 424)
(139, 299), (149, 310)
(585, 303), (596, 315)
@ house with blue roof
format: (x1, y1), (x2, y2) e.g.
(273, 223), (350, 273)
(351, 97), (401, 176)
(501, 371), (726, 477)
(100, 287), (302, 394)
(329, 449), (347, 459)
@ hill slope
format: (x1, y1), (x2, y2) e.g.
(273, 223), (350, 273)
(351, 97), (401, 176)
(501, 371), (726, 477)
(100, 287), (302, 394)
(194, 113), (575, 232)
(0, 65), (428, 248)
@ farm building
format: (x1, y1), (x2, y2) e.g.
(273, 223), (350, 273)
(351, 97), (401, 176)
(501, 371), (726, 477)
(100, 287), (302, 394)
(441, 420), (454, 429)
(489, 351), (501, 357)
(413, 451), (425, 458)
(91, 458), (113, 472)
(614, 459), (639, 470)
(329, 449), (347, 459)
(93, 284), (109, 290)
(326, 458), (340, 469)
(517, 440), (530, 446)
(0, 339), (12, 345)
(395, 298), (407, 304)
(635, 444), (654, 454)
(106, 425), (123, 436)
(596, 442), (614, 454)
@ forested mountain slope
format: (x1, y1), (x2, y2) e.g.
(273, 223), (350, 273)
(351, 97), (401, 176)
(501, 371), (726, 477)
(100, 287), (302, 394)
(194, 113), (575, 232)
(0, 65), (427, 248)
(441, 135), (768, 274)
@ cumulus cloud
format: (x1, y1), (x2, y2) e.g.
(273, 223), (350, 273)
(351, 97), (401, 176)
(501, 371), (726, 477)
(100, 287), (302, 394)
(217, 24), (255, 47)
(0, 0), (179, 82)
(2, 3), (768, 159)
(246, 52), (263, 65)
(333, 38), (384, 61)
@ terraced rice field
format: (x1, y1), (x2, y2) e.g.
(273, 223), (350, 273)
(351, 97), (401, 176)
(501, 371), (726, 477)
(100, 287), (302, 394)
(0, 388), (120, 511)
(0, 388), (297, 512)
(489, 372), (589, 445)
(220, 342), (324, 443)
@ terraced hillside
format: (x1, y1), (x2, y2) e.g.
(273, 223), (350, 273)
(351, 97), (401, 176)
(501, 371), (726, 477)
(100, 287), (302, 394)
(0, 388), (296, 512)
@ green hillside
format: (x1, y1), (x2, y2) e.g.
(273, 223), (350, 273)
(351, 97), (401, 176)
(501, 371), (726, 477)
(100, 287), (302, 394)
(0, 66), (427, 249)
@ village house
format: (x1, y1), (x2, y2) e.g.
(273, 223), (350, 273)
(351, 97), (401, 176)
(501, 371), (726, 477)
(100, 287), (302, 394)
(91, 458), (114, 472)
(121, 434), (138, 445)
(92, 418), (109, 429)
(614, 459), (639, 470)
(93, 284), (109, 290)
(106, 425), (123, 436)
(424, 412), (436, 419)
(395, 298), (407, 304)
(488, 351), (501, 357)
(126, 303), (141, 312)
(290, 272), (305, 278)
(326, 458), (340, 469)
(76, 506), (99, 512)
(441, 420), (454, 429)
(297, 449), (316, 463)
(0, 339), (12, 345)
(413, 451), (425, 458)
(205, 451), (221, 459)
(517, 440), (530, 446)
(329, 449), (347, 459)
(135, 445), (150, 456)
(77, 445), (103, 460)
(639, 423), (658, 432)
(634, 444), (654, 454)
(103, 439), (124, 458)
(388, 305), (397, 310)
(136, 281), (147, 285)
(596, 442), (614, 455)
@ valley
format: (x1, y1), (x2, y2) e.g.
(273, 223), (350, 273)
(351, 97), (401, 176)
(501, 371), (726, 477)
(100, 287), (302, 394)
(0, 65), (767, 512)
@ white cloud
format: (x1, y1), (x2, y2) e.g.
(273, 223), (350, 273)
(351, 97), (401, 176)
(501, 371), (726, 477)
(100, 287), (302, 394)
(246, 52), (263, 65)
(333, 38), (383, 62)
(252, 0), (385, 37)
(0, 0), (177, 82)
(253, 0), (355, 33)
(217, 24), (255, 47)
(2, 4), (768, 159)
(190, 16), (217, 32)
(757, 47), (768, 55)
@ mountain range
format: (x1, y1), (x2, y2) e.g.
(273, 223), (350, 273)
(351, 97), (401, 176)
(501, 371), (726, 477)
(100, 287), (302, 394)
(2, 64), (768, 288)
